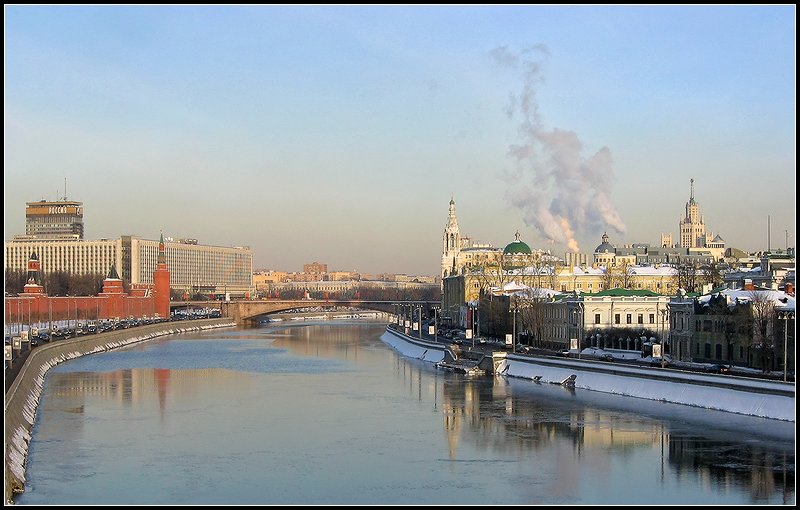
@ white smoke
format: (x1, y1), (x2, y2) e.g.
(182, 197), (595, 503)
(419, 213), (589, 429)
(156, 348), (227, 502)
(493, 45), (626, 252)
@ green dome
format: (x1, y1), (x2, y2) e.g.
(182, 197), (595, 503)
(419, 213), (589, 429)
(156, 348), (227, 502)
(504, 231), (532, 255)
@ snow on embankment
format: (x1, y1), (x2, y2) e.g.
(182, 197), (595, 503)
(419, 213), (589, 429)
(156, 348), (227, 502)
(495, 354), (795, 422)
(380, 327), (444, 363)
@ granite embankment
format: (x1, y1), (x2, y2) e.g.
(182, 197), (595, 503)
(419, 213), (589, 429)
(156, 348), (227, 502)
(4, 318), (235, 504)
(381, 326), (795, 422)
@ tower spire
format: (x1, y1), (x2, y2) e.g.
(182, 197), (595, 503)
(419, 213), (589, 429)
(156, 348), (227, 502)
(689, 178), (694, 203)
(158, 231), (166, 265)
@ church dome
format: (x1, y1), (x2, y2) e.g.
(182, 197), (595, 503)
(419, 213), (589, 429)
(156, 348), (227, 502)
(504, 231), (532, 255)
(595, 232), (615, 253)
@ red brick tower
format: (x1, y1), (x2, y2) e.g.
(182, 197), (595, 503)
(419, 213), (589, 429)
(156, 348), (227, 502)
(23, 251), (45, 294)
(99, 264), (125, 318)
(153, 232), (171, 319)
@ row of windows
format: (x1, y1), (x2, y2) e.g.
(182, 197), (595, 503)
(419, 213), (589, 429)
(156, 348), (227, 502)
(694, 342), (745, 360)
(6, 243), (251, 286)
(609, 313), (658, 325)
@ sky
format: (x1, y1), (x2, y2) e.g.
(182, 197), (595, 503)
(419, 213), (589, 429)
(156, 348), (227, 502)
(4, 6), (796, 276)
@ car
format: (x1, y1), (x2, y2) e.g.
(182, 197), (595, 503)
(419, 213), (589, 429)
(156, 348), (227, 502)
(598, 353), (614, 362)
(559, 349), (571, 357)
(650, 358), (670, 367)
(707, 363), (731, 374)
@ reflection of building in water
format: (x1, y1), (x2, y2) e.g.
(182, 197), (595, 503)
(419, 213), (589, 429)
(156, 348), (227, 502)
(433, 374), (795, 503)
(50, 369), (136, 405)
(580, 410), (664, 450)
(48, 365), (252, 414)
(668, 436), (795, 504)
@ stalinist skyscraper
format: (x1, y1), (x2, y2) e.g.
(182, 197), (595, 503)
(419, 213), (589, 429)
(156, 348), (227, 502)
(679, 179), (706, 248)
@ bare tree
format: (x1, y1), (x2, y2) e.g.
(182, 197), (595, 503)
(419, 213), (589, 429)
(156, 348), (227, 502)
(600, 259), (636, 290)
(517, 287), (552, 348)
(676, 262), (701, 294)
(4, 269), (27, 295)
(600, 265), (614, 291)
(617, 259), (636, 289)
(748, 291), (777, 372)
(699, 264), (723, 290)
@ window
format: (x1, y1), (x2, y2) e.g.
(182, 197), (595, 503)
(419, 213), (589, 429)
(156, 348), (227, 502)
(649, 314), (655, 324)
(594, 313), (600, 324)
(739, 346), (743, 358)
(637, 314), (643, 324)
(626, 314), (632, 324)
(704, 343), (711, 358)
(614, 314), (620, 325)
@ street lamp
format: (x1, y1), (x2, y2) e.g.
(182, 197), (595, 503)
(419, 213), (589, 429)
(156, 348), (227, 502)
(433, 306), (438, 342)
(660, 308), (669, 368)
(570, 303), (584, 359)
(779, 311), (794, 382)
(470, 303), (476, 349)
(418, 304), (422, 340)
(510, 299), (518, 353)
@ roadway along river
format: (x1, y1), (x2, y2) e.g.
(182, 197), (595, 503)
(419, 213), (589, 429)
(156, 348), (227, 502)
(16, 321), (795, 505)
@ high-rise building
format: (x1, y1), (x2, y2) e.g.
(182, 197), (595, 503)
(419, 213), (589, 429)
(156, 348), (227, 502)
(21, 200), (84, 240)
(679, 179), (706, 248)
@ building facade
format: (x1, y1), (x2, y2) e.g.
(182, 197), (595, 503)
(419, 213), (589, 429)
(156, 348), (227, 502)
(5, 236), (253, 298)
(21, 199), (84, 240)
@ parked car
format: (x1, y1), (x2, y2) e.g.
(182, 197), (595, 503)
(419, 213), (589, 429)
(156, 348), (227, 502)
(707, 363), (731, 374)
(598, 353), (614, 362)
(559, 349), (571, 357)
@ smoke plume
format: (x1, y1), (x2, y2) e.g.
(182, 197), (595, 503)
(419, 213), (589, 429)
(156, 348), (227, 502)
(493, 45), (626, 252)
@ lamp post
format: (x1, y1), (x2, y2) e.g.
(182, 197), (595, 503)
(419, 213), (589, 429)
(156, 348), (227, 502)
(418, 304), (422, 340)
(571, 305), (583, 359)
(434, 306), (438, 342)
(779, 311), (794, 382)
(472, 303), (477, 349)
(660, 308), (669, 368)
(510, 300), (518, 353)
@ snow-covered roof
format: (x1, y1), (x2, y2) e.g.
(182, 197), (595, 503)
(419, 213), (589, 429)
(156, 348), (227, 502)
(629, 265), (678, 276)
(697, 288), (795, 312)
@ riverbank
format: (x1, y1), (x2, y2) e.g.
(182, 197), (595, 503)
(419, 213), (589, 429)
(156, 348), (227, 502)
(4, 318), (235, 504)
(380, 325), (795, 422)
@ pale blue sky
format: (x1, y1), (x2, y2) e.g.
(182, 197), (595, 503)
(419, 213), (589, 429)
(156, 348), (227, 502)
(4, 6), (795, 275)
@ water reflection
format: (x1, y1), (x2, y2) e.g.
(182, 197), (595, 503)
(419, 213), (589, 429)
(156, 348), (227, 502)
(396, 356), (795, 505)
(20, 322), (794, 505)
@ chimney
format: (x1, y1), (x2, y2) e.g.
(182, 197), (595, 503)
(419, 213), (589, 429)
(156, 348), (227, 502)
(743, 279), (755, 291)
(784, 282), (794, 296)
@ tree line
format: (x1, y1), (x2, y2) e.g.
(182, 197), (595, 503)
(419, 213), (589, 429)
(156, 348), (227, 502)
(4, 269), (121, 296)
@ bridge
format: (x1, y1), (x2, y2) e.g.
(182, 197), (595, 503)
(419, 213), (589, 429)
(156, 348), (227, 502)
(216, 299), (438, 325)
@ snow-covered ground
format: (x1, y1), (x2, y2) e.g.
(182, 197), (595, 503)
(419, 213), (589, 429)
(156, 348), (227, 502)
(496, 353), (794, 421)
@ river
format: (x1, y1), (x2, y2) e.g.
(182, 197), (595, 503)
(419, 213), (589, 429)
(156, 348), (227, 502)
(16, 321), (795, 505)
